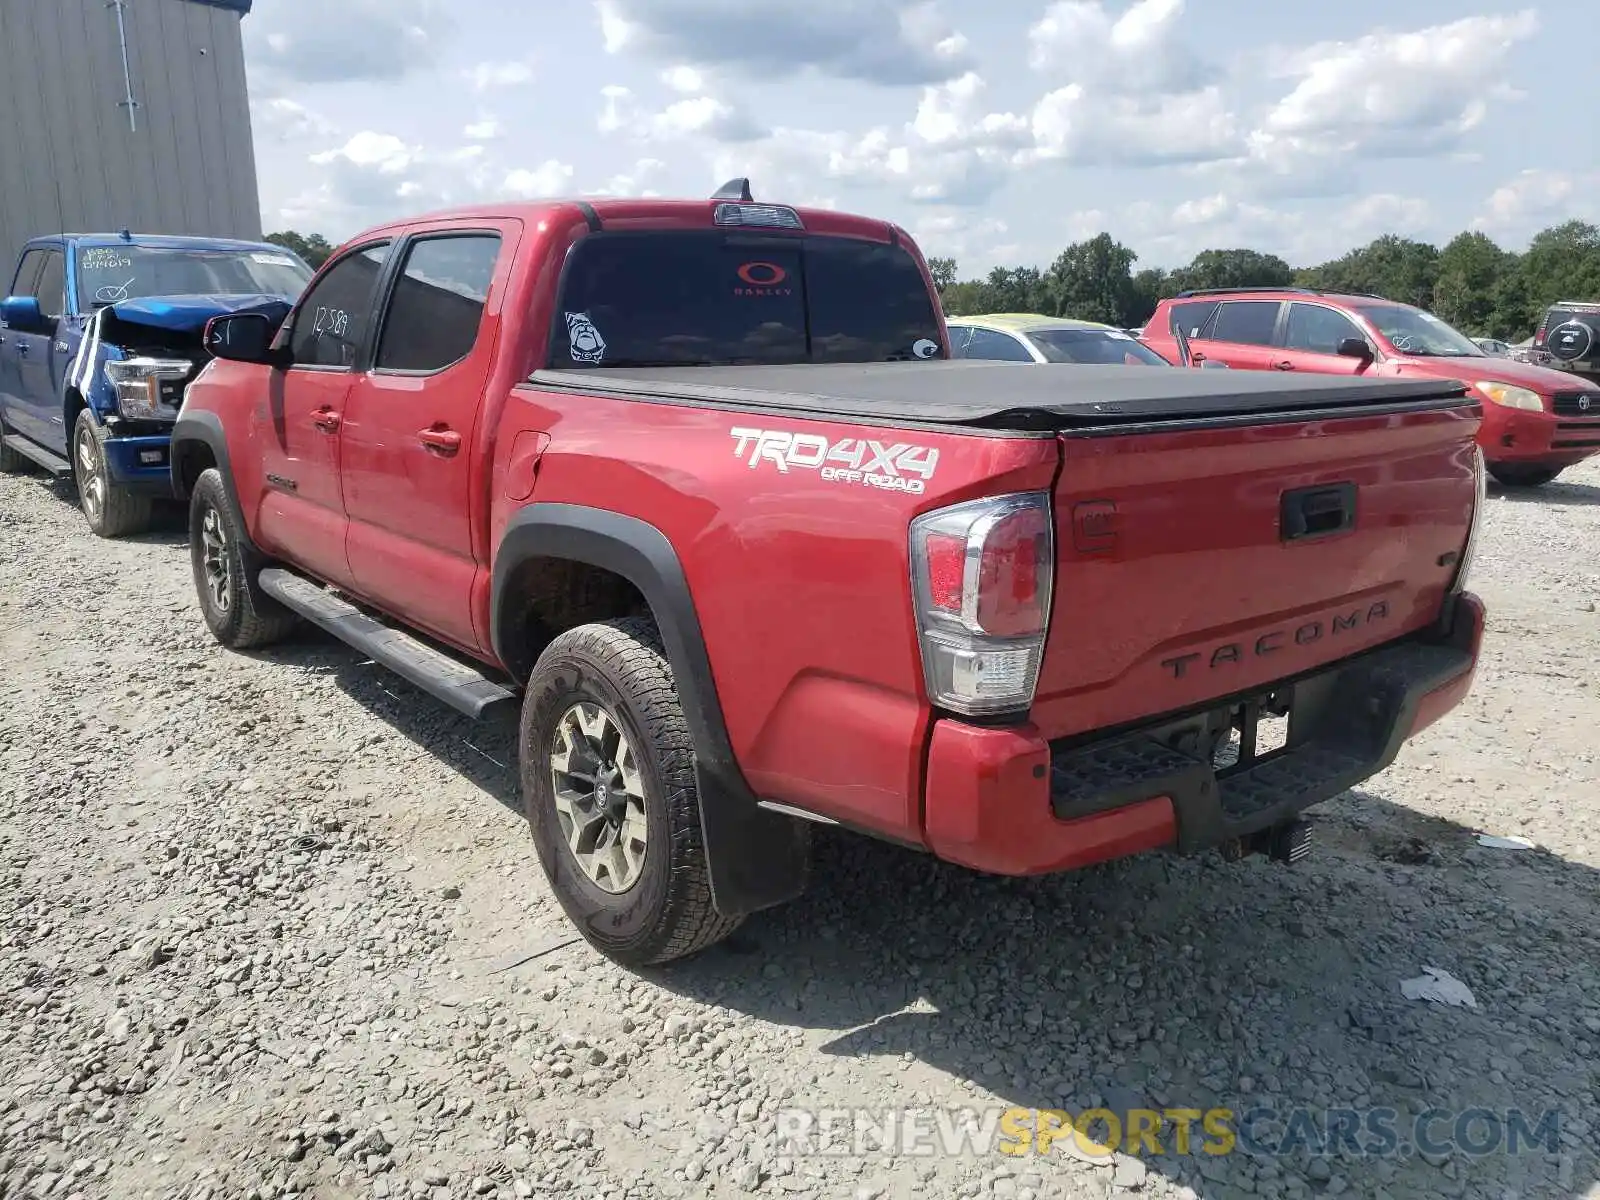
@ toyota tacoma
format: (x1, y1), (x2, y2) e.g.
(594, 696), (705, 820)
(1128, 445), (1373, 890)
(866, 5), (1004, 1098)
(170, 183), (1488, 967)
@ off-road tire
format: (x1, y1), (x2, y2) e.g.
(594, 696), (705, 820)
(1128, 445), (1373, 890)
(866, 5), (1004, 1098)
(521, 616), (741, 966)
(188, 467), (299, 649)
(0, 412), (33, 474)
(73, 408), (153, 538)
(1488, 463), (1561, 488)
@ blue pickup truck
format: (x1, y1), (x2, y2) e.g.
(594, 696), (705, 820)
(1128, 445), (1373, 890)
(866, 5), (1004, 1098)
(0, 232), (313, 536)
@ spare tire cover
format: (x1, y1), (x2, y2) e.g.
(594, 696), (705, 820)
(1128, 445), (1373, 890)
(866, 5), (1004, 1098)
(1548, 320), (1595, 361)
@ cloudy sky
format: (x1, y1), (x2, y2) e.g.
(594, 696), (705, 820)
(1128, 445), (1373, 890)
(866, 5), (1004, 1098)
(243, 0), (1597, 275)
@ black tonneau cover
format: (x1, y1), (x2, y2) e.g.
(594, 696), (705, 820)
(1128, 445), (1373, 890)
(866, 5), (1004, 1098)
(529, 361), (1473, 430)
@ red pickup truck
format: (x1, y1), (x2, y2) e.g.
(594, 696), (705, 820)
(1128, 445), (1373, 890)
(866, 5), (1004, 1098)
(172, 183), (1487, 966)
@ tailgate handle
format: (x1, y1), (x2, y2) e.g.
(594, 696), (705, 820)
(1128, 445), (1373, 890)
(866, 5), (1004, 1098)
(1281, 482), (1356, 541)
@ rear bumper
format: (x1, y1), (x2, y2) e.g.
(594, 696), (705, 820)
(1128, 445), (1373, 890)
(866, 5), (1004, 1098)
(102, 433), (175, 493)
(921, 592), (1486, 876)
(1478, 404), (1600, 466)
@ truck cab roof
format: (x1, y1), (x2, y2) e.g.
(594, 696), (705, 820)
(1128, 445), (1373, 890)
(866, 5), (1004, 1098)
(47, 233), (290, 252)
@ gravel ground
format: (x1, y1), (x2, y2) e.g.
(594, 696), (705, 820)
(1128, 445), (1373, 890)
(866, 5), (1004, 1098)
(2, 460), (1598, 1200)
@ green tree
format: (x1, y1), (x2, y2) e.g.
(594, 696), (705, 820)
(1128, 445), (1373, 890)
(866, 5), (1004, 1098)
(1041, 233), (1138, 325)
(1432, 232), (1508, 335)
(264, 230), (335, 269)
(1519, 220), (1600, 314)
(1127, 268), (1169, 325)
(926, 256), (958, 293)
(924, 218), (1600, 341)
(1297, 235), (1439, 308)
(1169, 248), (1292, 294)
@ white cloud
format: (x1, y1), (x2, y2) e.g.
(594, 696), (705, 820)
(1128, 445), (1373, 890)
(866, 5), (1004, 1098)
(661, 65), (705, 93)
(468, 61), (536, 91)
(1259, 13), (1538, 153)
(1028, 0), (1209, 94)
(599, 85), (637, 134)
(653, 96), (766, 141)
(310, 132), (419, 175)
(1474, 170), (1600, 240)
(251, 96), (334, 143)
(592, 0), (975, 85)
(503, 161), (577, 198)
(246, 0), (450, 84)
(463, 117), (502, 141)
(1128, 191), (1436, 267)
(586, 158), (668, 197)
(1029, 85), (1240, 167)
(597, 82), (765, 142)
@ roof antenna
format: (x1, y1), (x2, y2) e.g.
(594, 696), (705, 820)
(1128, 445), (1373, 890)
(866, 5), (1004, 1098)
(711, 177), (753, 202)
(120, 228), (133, 242)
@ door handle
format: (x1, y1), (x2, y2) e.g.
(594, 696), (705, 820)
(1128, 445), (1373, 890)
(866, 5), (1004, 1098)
(1281, 482), (1356, 541)
(311, 407), (342, 433)
(417, 426), (462, 456)
(1271, 360), (1295, 370)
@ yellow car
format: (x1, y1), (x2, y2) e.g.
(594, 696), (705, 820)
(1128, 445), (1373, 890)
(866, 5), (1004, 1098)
(945, 313), (1172, 365)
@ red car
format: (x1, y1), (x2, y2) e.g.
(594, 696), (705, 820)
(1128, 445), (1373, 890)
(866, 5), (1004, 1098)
(1143, 287), (1600, 488)
(169, 186), (1485, 966)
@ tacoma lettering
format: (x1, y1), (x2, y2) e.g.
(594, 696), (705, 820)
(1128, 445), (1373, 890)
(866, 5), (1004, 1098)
(1160, 602), (1390, 680)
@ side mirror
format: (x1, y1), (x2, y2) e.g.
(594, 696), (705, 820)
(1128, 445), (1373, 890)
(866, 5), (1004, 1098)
(1337, 336), (1373, 361)
(0, 295), (50, 333)
(204, 313), (279, 364)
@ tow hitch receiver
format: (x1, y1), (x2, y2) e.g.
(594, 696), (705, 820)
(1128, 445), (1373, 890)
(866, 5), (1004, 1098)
(1221, 818), (1313, 864)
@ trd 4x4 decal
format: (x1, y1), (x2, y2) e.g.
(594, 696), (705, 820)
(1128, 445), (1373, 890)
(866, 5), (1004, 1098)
(729, 427), (940, 495)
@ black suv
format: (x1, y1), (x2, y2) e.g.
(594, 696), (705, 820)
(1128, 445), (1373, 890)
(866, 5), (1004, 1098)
(1534, 301), (1600, 383)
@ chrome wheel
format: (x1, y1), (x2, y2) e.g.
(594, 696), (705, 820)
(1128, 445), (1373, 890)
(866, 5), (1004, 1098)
(200, 506), (232, 613)
(76, 426), (105, 522)
(549, 702), (648, 894)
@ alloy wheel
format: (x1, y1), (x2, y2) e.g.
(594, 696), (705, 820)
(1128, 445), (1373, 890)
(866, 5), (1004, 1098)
(549, 702), (648, 893)
(76, 426), (104, 522)
(200, 506), (232, 613)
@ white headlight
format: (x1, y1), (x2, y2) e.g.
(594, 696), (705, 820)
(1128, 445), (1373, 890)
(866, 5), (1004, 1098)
(104, 357), (192, 419)
(1473, 381), (1544, 412)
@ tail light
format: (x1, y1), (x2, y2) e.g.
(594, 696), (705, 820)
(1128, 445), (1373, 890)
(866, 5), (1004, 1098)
(909, 492), (1053, 717)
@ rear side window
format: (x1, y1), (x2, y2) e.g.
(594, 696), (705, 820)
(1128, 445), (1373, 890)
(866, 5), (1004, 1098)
(548, 231), (943, 368)
(290, 243), (391, 368)
(962, 328), (1035, 361)
(376, 234), (501, 373)
(1283, 303), (1362, 354)
(1168, 300), (1219, 339)
(1209, 300), (1281, 346)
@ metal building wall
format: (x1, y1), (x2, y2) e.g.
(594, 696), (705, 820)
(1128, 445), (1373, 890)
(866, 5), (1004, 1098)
(0, 0), (262, 278)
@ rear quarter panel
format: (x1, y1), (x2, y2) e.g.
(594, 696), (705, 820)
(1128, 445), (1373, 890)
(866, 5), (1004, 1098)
(489, 389), (1058, 842)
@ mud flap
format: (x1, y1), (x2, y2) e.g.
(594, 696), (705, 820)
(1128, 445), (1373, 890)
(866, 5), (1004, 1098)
(695, 764), (811, 919)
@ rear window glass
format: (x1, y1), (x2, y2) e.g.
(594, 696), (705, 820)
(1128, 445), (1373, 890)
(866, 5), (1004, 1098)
(547, 231), (943, 368)
(1030, 328), (1169, 365)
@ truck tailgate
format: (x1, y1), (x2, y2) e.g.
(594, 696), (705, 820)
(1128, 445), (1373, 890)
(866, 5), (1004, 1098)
(1029, 403), (1481, 737)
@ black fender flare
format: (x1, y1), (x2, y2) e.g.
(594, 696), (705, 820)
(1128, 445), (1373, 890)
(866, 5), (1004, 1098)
(170, 410), (261, 556)
(492, 503), (809, 919)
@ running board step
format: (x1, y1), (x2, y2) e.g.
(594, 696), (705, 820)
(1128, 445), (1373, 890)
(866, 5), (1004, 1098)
(2, 434), (71, 475)
(257, 568), (516, 719)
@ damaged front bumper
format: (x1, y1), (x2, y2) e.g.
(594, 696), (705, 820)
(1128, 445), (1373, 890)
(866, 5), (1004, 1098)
(921, 592), (1486, 876)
